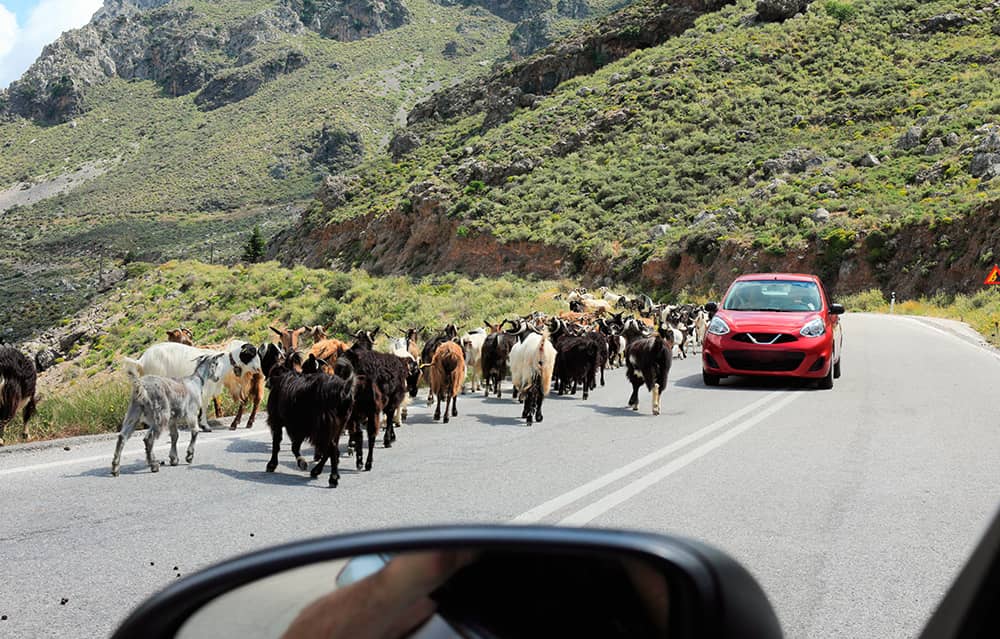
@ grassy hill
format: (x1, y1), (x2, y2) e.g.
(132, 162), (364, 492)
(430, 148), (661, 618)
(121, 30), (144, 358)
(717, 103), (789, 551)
(1, 0), (621, 340)
(287, 0), (1000, 295)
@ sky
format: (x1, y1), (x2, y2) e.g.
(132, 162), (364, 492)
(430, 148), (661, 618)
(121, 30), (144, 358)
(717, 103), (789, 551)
(0, 0), (104, 89)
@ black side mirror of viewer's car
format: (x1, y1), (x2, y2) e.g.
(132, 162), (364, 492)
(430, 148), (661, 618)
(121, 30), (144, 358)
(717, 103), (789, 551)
(829, 303), (845, 315)
(111, 526), (783, 639)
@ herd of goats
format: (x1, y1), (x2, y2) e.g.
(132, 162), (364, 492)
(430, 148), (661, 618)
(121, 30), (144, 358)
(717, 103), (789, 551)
(0, 288), (710, 488)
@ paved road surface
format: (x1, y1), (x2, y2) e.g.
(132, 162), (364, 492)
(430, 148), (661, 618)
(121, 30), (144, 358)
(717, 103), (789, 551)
(1, 313), (999, 638)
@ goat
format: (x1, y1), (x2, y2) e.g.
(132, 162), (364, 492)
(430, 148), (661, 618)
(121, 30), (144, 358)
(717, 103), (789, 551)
(112, 354), (223, 476)
(130, 341), (261, 432)
(310, 335), (351, 366)
(420, 324), (459, 404)
(0, 346), (38, 446)
(342, 330), (411, 450)
(481, 320), (516, 398)
(547, 319), (598, 400)
(460, 329), (487, 393)
(270, 325), (306, 352)
(387, 336), (421, 419)
(264, 352), (356, 487)
(165, 328), (193, 346)
(506, 322), (556, 425)
(622, 319), (673, 416)
(427, 341), (464, 423)
(399, 327), (422, 361)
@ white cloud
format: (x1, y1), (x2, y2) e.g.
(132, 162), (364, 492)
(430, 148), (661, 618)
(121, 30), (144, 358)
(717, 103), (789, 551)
(0, 0), (104, 89)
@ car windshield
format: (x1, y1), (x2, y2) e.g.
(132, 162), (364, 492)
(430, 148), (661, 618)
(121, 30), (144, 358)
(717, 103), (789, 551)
(723, 280), (822, 312)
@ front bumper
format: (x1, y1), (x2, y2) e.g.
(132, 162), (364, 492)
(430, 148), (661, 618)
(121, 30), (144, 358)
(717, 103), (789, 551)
(702, 331), (832, 378)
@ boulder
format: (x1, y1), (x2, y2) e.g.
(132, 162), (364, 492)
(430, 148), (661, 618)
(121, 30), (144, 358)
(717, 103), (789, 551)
(924, 137), (945, 155)
(761, 148), (826, 176)
(920, 13), (971, 33)
(756, 0), (812, 22)
(318, 174), (362, 209)
(943, 132), (961, 147)
(389, 131), (422, 160)
(856, 153), (881, 167)
(970, 131), (1000, 179)
(811, 208), (831, 222)
(896, 125), (923, 150)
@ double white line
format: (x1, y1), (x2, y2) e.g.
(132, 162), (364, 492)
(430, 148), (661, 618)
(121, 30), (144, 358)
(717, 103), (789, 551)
(511, 390), (801, 526)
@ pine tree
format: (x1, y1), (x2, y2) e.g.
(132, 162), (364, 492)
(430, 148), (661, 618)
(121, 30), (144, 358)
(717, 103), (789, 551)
(242, 225), (266, 263)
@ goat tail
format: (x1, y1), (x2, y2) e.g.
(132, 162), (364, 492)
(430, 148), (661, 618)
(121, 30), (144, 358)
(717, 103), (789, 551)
(122, 358), (150, 405)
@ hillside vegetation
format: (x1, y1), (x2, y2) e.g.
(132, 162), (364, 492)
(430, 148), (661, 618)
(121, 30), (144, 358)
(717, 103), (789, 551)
(1, 0), (621, 340)
(23, 260), (564, 440)
(290, 0), (1000, 294)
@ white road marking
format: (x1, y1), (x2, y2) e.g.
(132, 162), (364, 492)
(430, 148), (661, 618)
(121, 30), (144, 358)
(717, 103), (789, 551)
(0, 428), (270, 477)
(510, 390), (791, 523)
(558, 391), (801, 525)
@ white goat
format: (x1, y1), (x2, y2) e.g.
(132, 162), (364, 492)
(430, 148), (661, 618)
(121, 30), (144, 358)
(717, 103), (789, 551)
(508, 328), (557, 425)
(460, 329), (487, 393)
(128, 340), (262, 431)
(111, 354), (223, 476)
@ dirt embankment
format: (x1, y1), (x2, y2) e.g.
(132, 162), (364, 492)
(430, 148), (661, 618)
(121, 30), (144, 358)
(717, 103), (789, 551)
(283, 197), (1000, 296)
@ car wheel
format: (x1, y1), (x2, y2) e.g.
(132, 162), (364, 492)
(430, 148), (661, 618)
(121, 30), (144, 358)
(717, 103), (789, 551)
(817, 364), (834, 390)
(703, 371), (720, 386)
(833, 358), (841, 379)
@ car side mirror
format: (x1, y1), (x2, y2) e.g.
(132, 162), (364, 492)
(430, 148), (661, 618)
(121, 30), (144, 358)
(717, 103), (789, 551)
(111, 526), (783, 639)
(829, 303), (845, 315)
(704, 302), (718, 314)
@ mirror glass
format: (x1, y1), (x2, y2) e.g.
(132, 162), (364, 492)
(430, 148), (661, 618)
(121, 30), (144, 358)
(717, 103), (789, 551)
(177, 547), (673, 639)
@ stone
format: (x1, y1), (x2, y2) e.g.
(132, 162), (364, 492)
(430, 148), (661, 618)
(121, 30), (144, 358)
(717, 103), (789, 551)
(896, 126), (923, 150)
(756, 0), (812, 22)
(924, 137), (945, 155)
(388, 131), (422, 160)
(649, 224), (671, 239)
(920, 13), (971, 33)
(856, 153), (881, 168)
(944, 132), (961, 147)
(227, 308), (262, 328)
(811, 208), (830, 222)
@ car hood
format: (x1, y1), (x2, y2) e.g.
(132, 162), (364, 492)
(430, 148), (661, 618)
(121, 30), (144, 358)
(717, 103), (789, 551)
(718, 310), (819, 333)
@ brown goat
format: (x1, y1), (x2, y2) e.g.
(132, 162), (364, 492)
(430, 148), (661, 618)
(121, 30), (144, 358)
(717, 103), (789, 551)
(165, 328), (194, 346)
(270, 325), (306, 352)
(428, 341), (465, 423)
(311, 337), (350, 365)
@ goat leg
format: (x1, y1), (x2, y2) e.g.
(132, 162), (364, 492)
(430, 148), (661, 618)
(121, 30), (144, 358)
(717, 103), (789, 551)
(451, 394), (458, 418)
(328, 439), (341, 488)
(245, 396), (259, 429)
(366, 415), (377, 472)
(266, 428), (282, 472)
(168, 428), (179, 466)
(652, 383), (661, 416)
(186, 428), (199, 464)
(353, 426), (364, 470)
(433, 395), (442, 421)
(111, 415), (139, 477)
(229, 400), (246, 431)
(291, 438), (308, 471)
(628, 384), (640, 411)
(144, 428), (160, 473)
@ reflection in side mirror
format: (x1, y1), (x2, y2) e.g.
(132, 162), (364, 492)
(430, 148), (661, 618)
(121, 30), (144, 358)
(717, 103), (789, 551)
(112, 527), (783, 639)
(829, 303), (845, 315)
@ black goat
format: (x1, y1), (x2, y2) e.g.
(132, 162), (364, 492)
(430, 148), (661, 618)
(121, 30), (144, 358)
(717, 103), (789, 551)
(342, 334), (411, 451)
(548, 319), (598, 400)
(622, 319), (673, 416)
(0, 346), (38, 446)
(481, 321), (516, 398)
(264, 352), (356, 487)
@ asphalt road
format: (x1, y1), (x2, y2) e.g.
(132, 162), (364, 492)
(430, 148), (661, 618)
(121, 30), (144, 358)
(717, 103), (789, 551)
(1, 313), (999, 638)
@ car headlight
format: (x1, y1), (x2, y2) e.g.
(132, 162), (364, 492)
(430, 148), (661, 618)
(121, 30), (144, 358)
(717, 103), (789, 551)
(707, 316), (730, 336)
(800, 318), (826, 337)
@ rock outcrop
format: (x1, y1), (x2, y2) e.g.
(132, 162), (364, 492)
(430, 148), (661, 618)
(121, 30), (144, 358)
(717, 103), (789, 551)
(755, 0), (811, 22)
(195, 49), (308, 110)
(407, 0), (735, 130)
(295, 0), (410, 42)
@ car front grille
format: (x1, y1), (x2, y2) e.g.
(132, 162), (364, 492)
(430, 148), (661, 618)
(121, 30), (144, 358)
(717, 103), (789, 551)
(730, 332), (798, 345)
(722, 350), (805, 372)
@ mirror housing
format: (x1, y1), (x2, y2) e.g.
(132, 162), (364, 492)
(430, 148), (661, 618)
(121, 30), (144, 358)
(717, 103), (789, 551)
(111, 526), (782, 639)
(829, 303), (845, 315)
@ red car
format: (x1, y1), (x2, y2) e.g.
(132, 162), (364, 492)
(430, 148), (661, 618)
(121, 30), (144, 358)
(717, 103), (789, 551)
(701, 273), (844, 388)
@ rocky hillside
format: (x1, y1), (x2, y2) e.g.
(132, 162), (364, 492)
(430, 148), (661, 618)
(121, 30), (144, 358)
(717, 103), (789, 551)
(281, 0), (1000, 297)
(0, 0), (623, 341)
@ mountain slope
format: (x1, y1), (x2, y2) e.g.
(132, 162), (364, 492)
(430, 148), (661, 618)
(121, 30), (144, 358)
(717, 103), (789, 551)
(0, 0), (622, 340)
(281, 0), (1000, 295)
